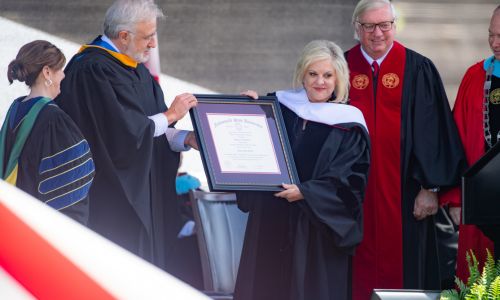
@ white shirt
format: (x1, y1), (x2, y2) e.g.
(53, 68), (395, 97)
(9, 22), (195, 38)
(100, 35), (190, 152)
(276, 89), (368, 132)
(101, 35), (119, 52)
(360, 43), (393, 71)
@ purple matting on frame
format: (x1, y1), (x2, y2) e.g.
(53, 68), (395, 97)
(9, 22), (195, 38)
(196, 102), (293, 187)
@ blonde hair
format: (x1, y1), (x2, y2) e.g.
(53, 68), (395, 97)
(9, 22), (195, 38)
(293, 40), (349, 103)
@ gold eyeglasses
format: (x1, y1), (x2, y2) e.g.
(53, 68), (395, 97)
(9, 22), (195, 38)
(356, 20), (394, 33)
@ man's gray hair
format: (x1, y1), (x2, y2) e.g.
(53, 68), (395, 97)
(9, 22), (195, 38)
(103, 0), (165, 38)
(352, 0), (397, 40)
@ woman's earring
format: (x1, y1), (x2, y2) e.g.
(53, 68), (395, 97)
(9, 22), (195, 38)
(45, 79), (53, 87)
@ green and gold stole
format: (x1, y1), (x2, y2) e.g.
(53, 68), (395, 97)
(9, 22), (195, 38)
(0, 97), (51, 184)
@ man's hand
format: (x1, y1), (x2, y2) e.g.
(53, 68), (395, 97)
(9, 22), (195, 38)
(184, 131), (198, 150)
(274, 183), (304, 202)
(413, 188), (439, 220)
(164, 93), (197, 124)
(448, 207), (461, 226)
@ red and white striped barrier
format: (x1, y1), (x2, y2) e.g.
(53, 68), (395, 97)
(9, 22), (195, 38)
(0, 180), (209, 300)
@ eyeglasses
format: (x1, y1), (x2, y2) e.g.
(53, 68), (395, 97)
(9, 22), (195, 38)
(127, 31), (156, 43)
(356, 20), (394, 33)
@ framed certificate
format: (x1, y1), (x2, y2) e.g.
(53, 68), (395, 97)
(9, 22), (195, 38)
(190, 94), (299, 191)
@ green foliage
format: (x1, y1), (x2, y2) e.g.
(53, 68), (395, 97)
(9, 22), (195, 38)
(488, 277), (500, 300)
(466, 283), (486, 300)
(456, 276), (470, 299)
(483, 250), (496, 287)
(467, 251), (480, 287)
(440, 289), (459, 300)
(440, 249), (500, 300)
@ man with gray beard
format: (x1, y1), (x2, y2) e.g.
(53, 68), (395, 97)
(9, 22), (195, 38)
(56, 0), (198, 270)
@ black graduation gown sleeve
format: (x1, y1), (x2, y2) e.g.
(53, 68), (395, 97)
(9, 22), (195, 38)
(56, 47), (181, 268)
(402, 50), (467, 190)
(63, 57), (156, 168)
(56, 50), (157, 233)
(296, 124), (370, 250)
(290, 123), (370, 300)
(399, 49), (467, 289)
(17, 104), (94, 225)
(234, 116), (370, 300)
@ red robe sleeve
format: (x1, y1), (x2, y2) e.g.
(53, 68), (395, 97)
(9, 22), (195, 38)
(439, 62), (485, 207)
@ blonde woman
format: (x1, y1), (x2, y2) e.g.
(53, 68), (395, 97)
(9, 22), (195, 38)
(235, 40), (370, 300)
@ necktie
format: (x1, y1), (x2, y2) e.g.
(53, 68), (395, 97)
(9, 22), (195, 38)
(372, 61), (380, 78)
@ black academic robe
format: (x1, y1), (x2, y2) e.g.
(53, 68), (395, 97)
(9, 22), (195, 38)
(4, 98), (93, 224)
(55, 45), (180, 269)
(399, 49), (466, 289)
(346, 43), (467, 298)
(234, 105), (370, 300)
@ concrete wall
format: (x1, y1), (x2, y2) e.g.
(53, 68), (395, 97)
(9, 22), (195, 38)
(1, 0), (498, 103)
(395, 0), (498, 104)
(0, 0), (357, 94)
(159, 0), (357, 93)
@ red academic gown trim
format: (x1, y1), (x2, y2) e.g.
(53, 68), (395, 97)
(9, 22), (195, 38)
(348, 41), (466, 299)
(440, 61), (494, 281)
(348, 42), (406, 298)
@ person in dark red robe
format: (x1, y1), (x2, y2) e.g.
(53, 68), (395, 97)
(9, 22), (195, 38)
(346, 1), (467, 299)
(440, 5), (500, 283)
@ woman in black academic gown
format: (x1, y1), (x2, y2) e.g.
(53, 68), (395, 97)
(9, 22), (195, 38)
(234, 40), (370, 300)
(0, 40), (94, 224)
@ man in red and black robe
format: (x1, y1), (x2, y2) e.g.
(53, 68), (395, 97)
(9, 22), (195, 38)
(440, 59), (495, 283)
(440, 5), (500, 283)
(346, 1), (467, 299)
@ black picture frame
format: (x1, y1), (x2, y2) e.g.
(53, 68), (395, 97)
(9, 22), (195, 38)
(190, 94), (299, 191)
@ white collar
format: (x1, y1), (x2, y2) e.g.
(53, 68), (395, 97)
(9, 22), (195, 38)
(360, 43), (393, 67)
(276, 89), (367, 132)
(101, 35), (120, 53)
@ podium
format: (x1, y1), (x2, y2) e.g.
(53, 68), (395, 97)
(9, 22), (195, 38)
(463, 141), (500, 225)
